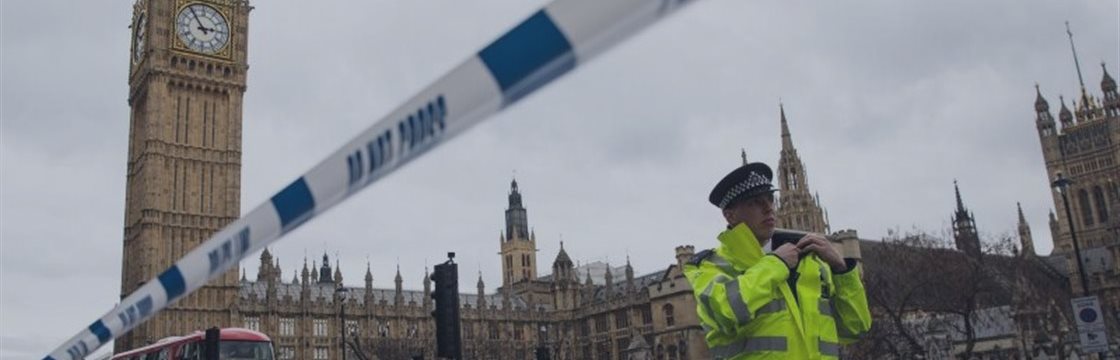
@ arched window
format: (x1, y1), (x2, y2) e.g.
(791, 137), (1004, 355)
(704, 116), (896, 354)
(1079, 189), (1095, 226)
(1093, 186), (1109, 223)
(663, 304), (675, 327)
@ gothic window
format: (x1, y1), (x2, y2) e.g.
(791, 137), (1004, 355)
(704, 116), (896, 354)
(615, 310), (629, 329)
(379, 322), (390, 337)
(313, 319), (328, 337)
(1094, 186), (1109, 223)
(313, 347), (328, 360)
(616, 338), (630, 357)
(1079, 189), (1095, 226)
(641, 306), (653, 324)
(346, 320), (358, 336)
(663, 304), (675, 327)
(243, 316), (260, 331)
(489, 323), (500, 340)
(595, 314), (608, 332)
(513, 324), (523, 340)
(278, 347), (295, 360)
(597, 342), (611, 360)
(279, 318), (295, 336)
(408, 323), (418, 338)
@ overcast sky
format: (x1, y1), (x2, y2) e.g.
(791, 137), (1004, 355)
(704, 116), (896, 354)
(2, 0), (1118, 358)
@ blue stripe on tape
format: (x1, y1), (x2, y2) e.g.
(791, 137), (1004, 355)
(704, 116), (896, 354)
(88, 320), (111, 345)
(158, 266), (187, 300)
(479, 10), (575, 105)
(271, 177), (316, 231)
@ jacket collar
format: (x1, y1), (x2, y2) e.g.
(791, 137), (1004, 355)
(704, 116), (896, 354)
(716, 223), (768, 270)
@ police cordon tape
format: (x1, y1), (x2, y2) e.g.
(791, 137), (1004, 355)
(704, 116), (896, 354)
(46, 0), (701, 358)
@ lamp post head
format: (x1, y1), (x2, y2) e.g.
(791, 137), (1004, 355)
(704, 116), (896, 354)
(1052, 172), (1074, 193)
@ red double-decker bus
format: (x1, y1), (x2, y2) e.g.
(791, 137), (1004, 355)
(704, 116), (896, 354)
(111, 328), (274, 360)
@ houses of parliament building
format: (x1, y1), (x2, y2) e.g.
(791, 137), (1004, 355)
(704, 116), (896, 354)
(116, 0), (1116, 358)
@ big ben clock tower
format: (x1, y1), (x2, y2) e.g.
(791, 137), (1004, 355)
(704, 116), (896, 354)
(119, 0), (251, 351)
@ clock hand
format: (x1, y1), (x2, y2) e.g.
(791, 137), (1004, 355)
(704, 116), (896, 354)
(188, 6), (211, 34)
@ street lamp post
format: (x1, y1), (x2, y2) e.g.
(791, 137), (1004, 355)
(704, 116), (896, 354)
(536, 324), (549, 360)
(337, 287), (350, 360)
(1052, 172), (1091, 296)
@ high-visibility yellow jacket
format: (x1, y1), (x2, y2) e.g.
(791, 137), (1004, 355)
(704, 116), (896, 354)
(683, 224), (872, 359)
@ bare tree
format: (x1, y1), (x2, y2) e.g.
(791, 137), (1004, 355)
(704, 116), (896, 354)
(847, 229), (1073, 359)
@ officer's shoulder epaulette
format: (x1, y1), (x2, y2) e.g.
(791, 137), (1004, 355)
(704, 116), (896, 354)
(687, 249), (715, 266)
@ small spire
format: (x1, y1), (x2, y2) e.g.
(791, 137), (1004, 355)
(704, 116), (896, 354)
(1102, 62), (1117, 92)
(741, 148), (748, 165)
(954, 180), (965, 213)
(1059, 96), (1073, 124)
(1035, 83), (1051, 112)
(780, 103), (791, 135)
(1018, 202), (1027, 224)
(241, 267), (247, 282)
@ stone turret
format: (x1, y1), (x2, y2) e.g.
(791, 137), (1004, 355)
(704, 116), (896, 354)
(675, 245), (695, 271)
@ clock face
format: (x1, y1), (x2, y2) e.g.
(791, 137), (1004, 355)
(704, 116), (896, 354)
(175, 3), (230, 54)
(132, 13), (147, 63)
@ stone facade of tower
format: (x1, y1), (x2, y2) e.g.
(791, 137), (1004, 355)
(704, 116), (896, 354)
(775, 105), (830, 234)
(1034, 59), (1120, 332)
(119, 0), (250, 350)
(233, 182), (710, 360)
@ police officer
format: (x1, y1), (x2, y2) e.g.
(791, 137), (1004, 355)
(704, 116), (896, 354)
(684, 163), (871, 359)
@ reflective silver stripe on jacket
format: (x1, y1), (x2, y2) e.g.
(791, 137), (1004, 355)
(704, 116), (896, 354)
(700, 281), (723, 332)
(724, 278), (752, 325)
(710, 337), (788, 359)
(708, 253), (738, 275)
(757, 299), (786, 316)
(819, 299), (833, 316)
(819, 339), (841, 357)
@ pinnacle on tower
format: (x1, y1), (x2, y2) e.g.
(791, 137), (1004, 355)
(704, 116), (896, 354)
(1035, 84), (1050, 112)
(780, 103), (793, 150)
(951, 181), (981, 258)
(1102, 63), (1116, 92)
(1058, 96), (1074, 125)
(954, 180), (966, 214)
(1017, 202), (1036, 257)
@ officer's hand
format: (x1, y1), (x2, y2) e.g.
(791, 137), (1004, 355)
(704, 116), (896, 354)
(796, 234), (846, 272)
(773, 243), (800, 269)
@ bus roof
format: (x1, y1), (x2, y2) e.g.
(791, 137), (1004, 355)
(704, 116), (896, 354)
(112, 328), (270, 358)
